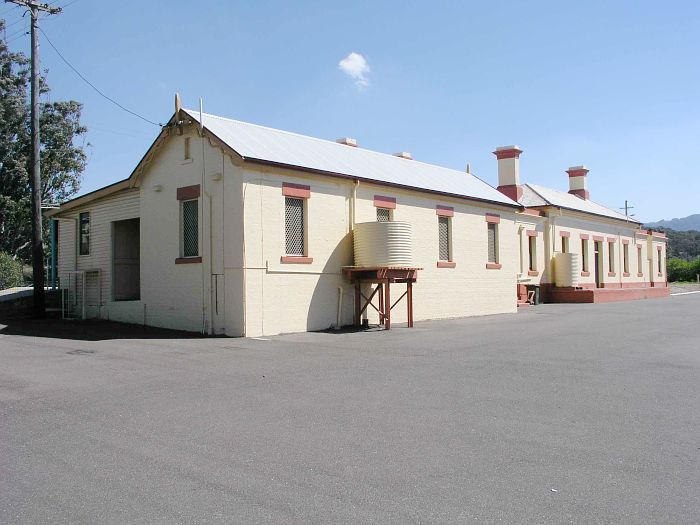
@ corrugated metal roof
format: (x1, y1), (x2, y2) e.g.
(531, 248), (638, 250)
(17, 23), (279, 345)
(525, 184), (640, 223)
(183, 109), (519, 208)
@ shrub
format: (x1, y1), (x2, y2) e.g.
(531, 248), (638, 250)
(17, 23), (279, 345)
(667, 257), (700, 282)
(0, 252), (24, 290)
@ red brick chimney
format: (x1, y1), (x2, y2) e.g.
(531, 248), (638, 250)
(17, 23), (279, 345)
(493, 146), (523, 202)
(567, 166), (589, 199)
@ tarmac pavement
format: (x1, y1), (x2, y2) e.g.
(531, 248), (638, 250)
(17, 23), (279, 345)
(0, 295), (699, 524)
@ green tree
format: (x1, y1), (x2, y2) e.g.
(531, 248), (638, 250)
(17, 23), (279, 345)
(0, 19), (87, 262)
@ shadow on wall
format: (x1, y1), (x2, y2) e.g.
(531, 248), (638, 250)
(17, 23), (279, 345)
(306, 231), (354, 331)
(0, 317), (207, 341)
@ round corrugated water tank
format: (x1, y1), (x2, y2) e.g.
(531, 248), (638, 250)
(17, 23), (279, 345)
(353, 221), (413, 267)
(554, 252), (580, 287)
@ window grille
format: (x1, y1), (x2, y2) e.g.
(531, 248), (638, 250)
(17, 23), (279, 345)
(285, 197), (305, 255)
(561, 236), (569, 253)
(581, 239), (589, 272)
(438, 216), (450, 261)
(79, 212), (90, 255)
(623, 244), (629, 273)
(376, 207), (390, 222)
(487, 223), (498, 263)
(182, 199), (199, 257)
(608, 242), (615, 271)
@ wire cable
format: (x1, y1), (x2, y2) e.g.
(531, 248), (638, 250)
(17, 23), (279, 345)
(38, 26), (162, 127)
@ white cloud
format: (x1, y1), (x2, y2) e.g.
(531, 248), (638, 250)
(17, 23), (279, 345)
(338, 52), (370, 88)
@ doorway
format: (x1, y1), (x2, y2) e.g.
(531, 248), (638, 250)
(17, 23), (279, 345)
(113, 218), (140, 300)
(594, 241), (602, 288)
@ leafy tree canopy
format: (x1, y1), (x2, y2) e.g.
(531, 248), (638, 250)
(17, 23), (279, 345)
(0, 19), (88, 262)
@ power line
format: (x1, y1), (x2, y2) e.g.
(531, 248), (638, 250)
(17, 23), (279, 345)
(38, 26), (162, 127)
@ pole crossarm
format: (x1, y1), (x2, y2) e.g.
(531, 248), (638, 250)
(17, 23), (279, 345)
(3, 0), (62, 14)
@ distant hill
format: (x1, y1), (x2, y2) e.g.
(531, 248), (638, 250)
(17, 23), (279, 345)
(646, 214), (700, 231)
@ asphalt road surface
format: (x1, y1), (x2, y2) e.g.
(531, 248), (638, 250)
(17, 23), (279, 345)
(1, 295), (699, 524)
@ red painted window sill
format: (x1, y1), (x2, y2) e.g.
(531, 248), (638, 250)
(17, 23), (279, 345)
(608, 272), (616, 277)
(175, 256), (202, 264)
(437, 261), (456, 268)
(486, 263), (502, 269)
(637, 273), (644, 277)
(281, 256), (313, 264)
(658, 272), (663, 277)
(528, 270), (539, 276)
(623, 272), (630, 277)
(581, 271), (590, 277)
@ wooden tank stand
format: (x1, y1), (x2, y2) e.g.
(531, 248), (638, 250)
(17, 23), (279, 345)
(343, 267), (420, 330)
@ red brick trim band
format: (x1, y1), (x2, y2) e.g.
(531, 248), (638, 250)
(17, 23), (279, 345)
(658, 272), (663, 276)
(281, 256), (313, 264)
(497, 185), (522, 202)
(559, 230), (570, 238)
(437, 261), (456, 268)
(608, 272), (616, 277)
(493, 147), (522, 160)
(175, 256), (202, 264)
(622, 239), (630, 245)
(567, 167), (589, 178)
(637, 272), (644, 277)
(623, 272), (631, 277)
(374, 195), (396, 209)
(650, 230), (667, 238)
(521, 208), (544, 217)
(486, 263), (502, 269)
(657, 246), (663, 251)
(282, 182), (311, 198)
(177, 184), (200, 200)
(528, 270), (539, 276)
(436, 205), (454, 217)
(592, 235), (604, 242)
(527, 230), (538, 237)
(607, 237), (616, 243)
(580, 233), (590, 240)
(485, 213), (500, 224)
(581, 271), (590, 277)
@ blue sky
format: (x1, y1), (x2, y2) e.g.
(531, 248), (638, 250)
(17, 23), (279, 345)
(3, 0), (699, 222)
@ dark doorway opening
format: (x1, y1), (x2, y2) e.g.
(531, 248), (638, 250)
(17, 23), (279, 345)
(594, 241), (602, 288)
(113, 218), (140, 301)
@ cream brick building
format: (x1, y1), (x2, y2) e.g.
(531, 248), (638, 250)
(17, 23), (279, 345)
(48, 107), (668, 336)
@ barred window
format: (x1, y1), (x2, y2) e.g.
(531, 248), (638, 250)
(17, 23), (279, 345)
(438, 216), (450, 261)
(182, 199), (199, 257)
(79, 212), (90, 255)
(561, 236), (569, 253)
(487, 223), (498, 263)
(376, 207), (391, 222)
(581, 239), (589, 272)
(285, 197), (305, 255)
(623, 244), (629, 274)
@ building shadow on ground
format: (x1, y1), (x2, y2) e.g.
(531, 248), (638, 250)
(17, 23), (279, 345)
(0, 316), (208, 341)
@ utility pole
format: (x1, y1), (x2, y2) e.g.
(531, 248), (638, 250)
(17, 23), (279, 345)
(4, 1), (61, 318)
(620, 200), (635, 218)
